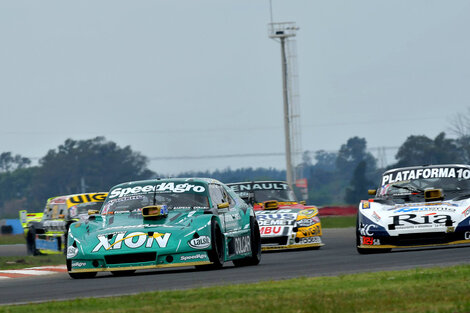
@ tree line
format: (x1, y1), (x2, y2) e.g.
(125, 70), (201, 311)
(1, 123), (469, 217)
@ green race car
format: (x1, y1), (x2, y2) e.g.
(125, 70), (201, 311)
(66, 178), (261, 278)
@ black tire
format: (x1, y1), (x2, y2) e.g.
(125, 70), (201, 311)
(26, 227), (40, 256)
(111, 270), (136, 276)
(68, 272), (97, 279)
(195, 219), (224, 270)
(233, 216), (261, 267)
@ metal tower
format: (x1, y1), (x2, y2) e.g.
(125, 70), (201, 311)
(268, 22), (303, 188)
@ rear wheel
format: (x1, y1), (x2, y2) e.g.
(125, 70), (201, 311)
(195, 219), (224, 270)
(26, 227), (40, 256)
(233, 216), (261, 267)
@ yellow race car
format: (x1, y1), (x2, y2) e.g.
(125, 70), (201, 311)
(20, 192), (107, 255)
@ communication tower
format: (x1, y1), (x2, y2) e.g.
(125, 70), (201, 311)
(268, 22), (303, 189)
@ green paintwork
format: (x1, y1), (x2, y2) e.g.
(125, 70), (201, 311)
(67, 178), (256, 274)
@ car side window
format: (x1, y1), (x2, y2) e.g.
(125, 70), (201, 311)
(209, 184), (224, 208)
(209, 184), (234, 208)
(221, 187), (236, 209)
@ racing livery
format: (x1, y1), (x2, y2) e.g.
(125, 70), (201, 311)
(20, 193), (107, 255)
(227, 181), (323, 251)
(357, 164), (470, 253)
(66, 178), (261, 278)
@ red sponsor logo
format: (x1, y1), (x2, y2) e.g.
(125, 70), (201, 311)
(362, 236), (374, 245)
(260, 226), (282, 235)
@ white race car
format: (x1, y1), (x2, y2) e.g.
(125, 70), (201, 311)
(357, 164), (470, 253)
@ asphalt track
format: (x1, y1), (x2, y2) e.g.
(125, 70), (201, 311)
(1, 227), (470, 305)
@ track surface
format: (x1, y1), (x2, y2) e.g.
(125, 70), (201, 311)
(1, 227), (470, 305)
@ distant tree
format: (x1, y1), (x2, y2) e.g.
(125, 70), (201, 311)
(336, 137), (377, 179)
(30, 137), (155, 202)
(449, 107), (470, 163)
(0, 152), (31, 172)
(393, 132), (463, 168)
(345, 161), (373, 204)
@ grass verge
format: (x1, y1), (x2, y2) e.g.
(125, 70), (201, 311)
(0, 254), (65, 270)
(1, 264), (470, 312)
(320, 215), (356, 228)
(0, 234), (25, 245)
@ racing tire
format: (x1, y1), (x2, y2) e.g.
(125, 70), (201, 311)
(68, 272), (98, 279)
(195, 219), (224, 270)
(233, 216), (261, 267)
(26, 227), (40, 256)
(111, 270), (136, 276)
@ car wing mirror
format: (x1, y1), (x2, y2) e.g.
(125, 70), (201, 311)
(217, 202), (229, 209)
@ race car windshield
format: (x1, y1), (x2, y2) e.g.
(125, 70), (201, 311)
(101, 193), (210, 214)
(70, 202), (103, 218)
(253, 189), (296, 203)
(378, 177), (470, 199)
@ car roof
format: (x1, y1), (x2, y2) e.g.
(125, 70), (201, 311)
(226, 180), (288, 186)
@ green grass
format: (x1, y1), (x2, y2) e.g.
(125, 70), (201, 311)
(0, 254), (65, 270)
(0, 234), (25, 245)
(1, 264), (470, 312)
(321, 215), (356, 228)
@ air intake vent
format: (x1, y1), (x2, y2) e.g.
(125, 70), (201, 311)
(105, 252), (156, 265)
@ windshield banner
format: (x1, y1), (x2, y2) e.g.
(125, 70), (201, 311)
(381, 166), (470, 186)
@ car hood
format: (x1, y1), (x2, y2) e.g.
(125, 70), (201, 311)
(69, 209), (212, 255)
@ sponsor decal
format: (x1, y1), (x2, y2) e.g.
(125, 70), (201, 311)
(258, 219), (294, 226)
(229, 183), (289, 192)
(359, 224), (376, 236)
(109, 183), (206, 199)
(260, 226), (283, 235)
(372, 211), (381, 222)
(381, 167), (470, 186)
(362, 201), (370, 209)
(188, 236), (211, 249)
(297, 224), (321, 238)
(296, 216), (320, 228)
(256, 213), (297, 221)
(234, 235), (251, 254)
(465, 232), (470, 240)
(394, 207), (456, 213)
(299, 237), (321, 244)
(68, 193), (107, 206)
(71, 261), (87, 268)
(298, 209), (318, 218)
(361, 236), (381, 245)
(92, 231), (171, 252)
(463, 206), (470, 217)
(180, 253), (207, 261)
(36, 237), (60, 251)
(392, 214), (452, 227)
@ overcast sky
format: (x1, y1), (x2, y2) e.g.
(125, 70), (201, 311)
(1, 0), (469, 175)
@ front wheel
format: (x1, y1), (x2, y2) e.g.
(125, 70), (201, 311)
(233, 216), (261, 267)
(195, 219), (224, 270)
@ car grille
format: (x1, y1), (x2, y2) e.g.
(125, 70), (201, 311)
(261, 236), (288, 246)
(391, 232), (459, 246)
(105, 252), (157, 265)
